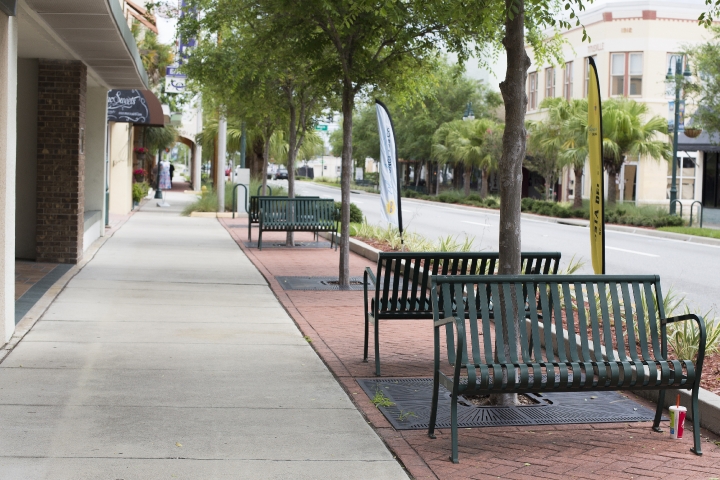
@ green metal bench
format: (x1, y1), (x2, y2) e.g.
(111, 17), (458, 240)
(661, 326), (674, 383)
(363, 252), (561, 376)
(248, 195), (320, 240)
(429, 274), (706, 462)
(257, 197), (337, 250)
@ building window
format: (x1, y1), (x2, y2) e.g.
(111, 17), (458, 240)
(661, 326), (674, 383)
(564, 61), (573, 101)
(528, 72), (537, 110)
(667, 153), (698, 200)
(584, 56), (596, 98)
(611, 52), (643, 97)
(545, 67), (555, 99)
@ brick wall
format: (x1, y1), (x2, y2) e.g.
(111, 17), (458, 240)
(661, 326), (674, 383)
(36, 60), (87, 264)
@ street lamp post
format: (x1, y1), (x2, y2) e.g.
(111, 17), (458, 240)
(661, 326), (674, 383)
(667, 55), (691, 214)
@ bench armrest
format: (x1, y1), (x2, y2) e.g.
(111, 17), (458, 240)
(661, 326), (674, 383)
(434, 316), (454, 327)
(364, 267), (376, 286)
(663, 313), (706, 367)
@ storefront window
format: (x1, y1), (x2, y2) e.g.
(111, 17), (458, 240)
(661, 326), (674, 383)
(667, 153), (697, 200)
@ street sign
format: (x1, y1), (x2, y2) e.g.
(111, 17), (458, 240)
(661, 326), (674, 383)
(315, 124), (328, 131)
(165, 75), (186, 94)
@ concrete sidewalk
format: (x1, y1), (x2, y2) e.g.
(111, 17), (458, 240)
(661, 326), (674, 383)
(0, 191), (408, 479)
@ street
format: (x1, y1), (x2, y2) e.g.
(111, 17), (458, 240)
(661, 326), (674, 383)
(285, 180), (720, 315)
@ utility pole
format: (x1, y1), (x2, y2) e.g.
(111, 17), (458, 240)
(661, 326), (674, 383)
(217, 116), (227, 212)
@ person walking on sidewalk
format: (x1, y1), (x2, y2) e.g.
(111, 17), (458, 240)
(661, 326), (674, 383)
(169, 163), (175, 187)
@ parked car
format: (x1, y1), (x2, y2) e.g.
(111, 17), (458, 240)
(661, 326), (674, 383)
(266, 164), (278, 179)
(274, 166), (288, 180)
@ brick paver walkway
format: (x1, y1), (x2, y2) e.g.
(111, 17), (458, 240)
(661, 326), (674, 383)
(221, 217), (720, 480)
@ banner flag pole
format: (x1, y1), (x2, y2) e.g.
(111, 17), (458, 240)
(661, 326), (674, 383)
(588, 57), (605, 274)
(375, 100), (404, 247)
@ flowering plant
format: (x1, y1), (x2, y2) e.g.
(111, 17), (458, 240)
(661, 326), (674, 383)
(133, 147), (148, 154)
(133, 169), (146, 176)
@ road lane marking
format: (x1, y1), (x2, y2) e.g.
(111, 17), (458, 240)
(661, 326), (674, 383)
(463, 221), (492, 227)
(606, 246), (659, 257)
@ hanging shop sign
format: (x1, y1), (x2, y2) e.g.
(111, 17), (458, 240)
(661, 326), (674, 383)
(107, 89), (165, 126)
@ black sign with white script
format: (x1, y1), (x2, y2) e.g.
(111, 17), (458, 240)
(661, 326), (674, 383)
(107, 90), (150, 124)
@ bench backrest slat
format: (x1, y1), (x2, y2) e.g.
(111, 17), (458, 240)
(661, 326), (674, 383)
(373, 252), (561, 317)
(644, 281), (663, 358)
(258, 198), (335, 229)
(432, 274), (668, 371)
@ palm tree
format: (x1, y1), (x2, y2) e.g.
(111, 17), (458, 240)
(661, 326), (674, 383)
(431, 120), (461, 196)
(432, 119), (500, 197)
(452, 119), (500, 197)
(526, 119), (562, 202)
(560, 98), (671, 206)
(601, 99), (671, 204)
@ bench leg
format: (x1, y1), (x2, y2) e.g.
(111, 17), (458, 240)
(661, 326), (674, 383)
(248, 223), (252, 241)
(363, 296), (370, 363)
(374, 318), (381, 376)
(258, 230), (263, 251)
(691, 383), (703, 455)
(652, 389), (665, 432)
(450, 392), (459, 464)
(428, 370), (440, 439)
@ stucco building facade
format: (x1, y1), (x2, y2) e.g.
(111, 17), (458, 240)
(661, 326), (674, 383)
(525, 0), (712, 208)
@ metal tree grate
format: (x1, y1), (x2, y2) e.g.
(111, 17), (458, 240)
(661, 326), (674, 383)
(276, 276), (365, 291)
(357, 377), (661, 431)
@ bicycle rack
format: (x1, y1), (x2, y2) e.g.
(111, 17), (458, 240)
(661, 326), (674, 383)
(232, 183), (249, 219)
(670, 199), (683, 220)
(257, 185), (272, 196)
(689, 200), (703, 228)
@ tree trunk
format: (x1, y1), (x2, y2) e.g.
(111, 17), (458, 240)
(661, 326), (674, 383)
(435, 163), (441, 195)
(480, 168), (489, 198)
(286, 103), (297, 247)
(262, 135), (270, 196)
(607, 169), (618, 205)
(415, 162), (422, 187)
(494, 0), (530, 407)
(463, 164), (472, 196)
(338, 82), (354, 286)
(544, 175), (553, 202)
(573, 166), (583, 209)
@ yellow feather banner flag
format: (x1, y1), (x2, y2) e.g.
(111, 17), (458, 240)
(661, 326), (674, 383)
(588, 57), (605, 274)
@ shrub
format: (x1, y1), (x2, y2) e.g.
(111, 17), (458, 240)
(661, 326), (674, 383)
(484, 197), (499, 208)
(334, 201), (363, 223)
(132, 182), (150, 203)
(551, 204), (571, 218)
(403, 189), (421, 198)
(466, 193), (483, 203)
(521, 197), (535, 212)
(437, 192), (461, 204)
(182, 190), (218, 216)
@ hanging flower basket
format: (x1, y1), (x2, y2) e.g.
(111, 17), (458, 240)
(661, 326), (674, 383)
(133, 168), (146, 182)
(684, 127), (702, 138)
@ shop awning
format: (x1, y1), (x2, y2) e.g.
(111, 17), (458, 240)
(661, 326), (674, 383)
(107, 89), (165, 126)
(677, 130), (720, 153)
(24, 0), (149, 89)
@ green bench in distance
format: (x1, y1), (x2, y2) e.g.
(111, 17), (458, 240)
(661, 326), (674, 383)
(257, 197), (337, 250)
(248, 195), (319, 240)
(363, 252), (561, 376)
(429, 274), (706, 462)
